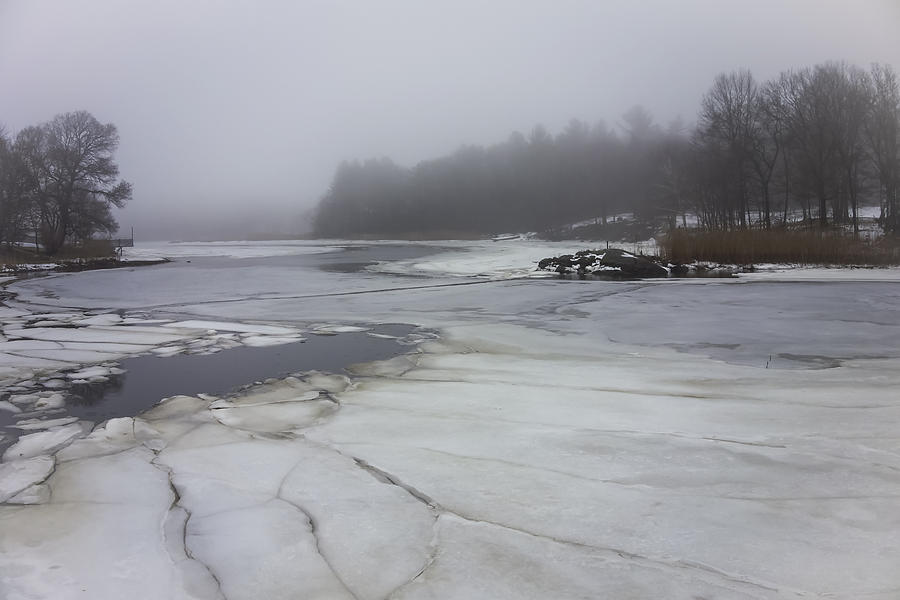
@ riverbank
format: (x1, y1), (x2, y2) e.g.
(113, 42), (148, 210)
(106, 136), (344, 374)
(2, 256), (169, 275)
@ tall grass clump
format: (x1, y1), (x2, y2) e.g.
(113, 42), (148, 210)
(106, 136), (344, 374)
(661, 229), (900, 266)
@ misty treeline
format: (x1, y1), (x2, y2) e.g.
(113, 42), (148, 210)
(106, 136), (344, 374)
(0, 111), (131, 255)
(314, 62), (900, 238)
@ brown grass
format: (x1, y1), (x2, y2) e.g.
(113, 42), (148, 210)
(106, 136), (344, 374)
(661, 229), (900, 266)
(1, 240), (116, 266)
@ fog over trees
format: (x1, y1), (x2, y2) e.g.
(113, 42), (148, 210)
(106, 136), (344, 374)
(0, 111), (131, 254)
(314, 62), (900, 238)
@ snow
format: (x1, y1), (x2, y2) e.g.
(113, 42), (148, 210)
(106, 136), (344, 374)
(367, 240), (572, 279)
(857, 204), (882, 219)
(369, 239), (659, 279)
(0, 263), (58, 272)
(565, 212), (635, 229)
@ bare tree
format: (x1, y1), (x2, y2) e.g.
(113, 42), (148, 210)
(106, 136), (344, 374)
(830, 64), (872, 234)
(0, 127), (37, 247)
(17, 111), (131, 255)
(696, 70), (759, 229)
(765, 73), (798, 225)
(865, 64), (900, 235)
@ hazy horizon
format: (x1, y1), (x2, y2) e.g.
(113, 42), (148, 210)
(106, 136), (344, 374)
(2, 0), (899, 241)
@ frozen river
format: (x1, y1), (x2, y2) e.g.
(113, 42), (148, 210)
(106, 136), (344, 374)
(2, 240), (900, 599)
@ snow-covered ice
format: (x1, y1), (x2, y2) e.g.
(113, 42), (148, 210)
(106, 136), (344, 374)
(165, 320), (300, 335)
(240, 334), (305, 347)
(2, 423), (88, 461)
(122, 240), (345, 261)
(0, 455), (54, 502)
(0, 400), (21, 413)
(1, 240), (899, 599)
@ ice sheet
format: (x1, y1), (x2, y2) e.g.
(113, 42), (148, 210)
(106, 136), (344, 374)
(2, 423), (87, 461)
(240, 334), (304, 347)
(3, 241), (900, 599)
(165, 320), (299, 335)
(122, 240), (344, 260)
(0, 456), (54, 502)
(5, 325), (191, 345)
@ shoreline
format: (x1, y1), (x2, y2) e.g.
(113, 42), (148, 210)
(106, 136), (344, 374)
(2, 257), (170, 276)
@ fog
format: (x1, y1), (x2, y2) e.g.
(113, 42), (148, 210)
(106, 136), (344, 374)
(1, 0), (898, 241)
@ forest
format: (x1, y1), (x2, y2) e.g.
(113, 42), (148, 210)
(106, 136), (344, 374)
(0, 111), (131, 256)
(313, 62), (900, 239)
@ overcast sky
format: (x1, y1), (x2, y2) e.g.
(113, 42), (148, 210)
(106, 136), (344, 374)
(1, 0), (899, 240)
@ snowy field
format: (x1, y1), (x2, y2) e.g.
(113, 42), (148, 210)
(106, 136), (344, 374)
(2, 240), (900, 599)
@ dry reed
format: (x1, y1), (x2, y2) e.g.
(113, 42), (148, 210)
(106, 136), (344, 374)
(661, 229), (900, 265)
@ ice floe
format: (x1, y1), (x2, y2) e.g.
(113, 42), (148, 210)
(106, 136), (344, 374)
(2, 423), (88, 461)
(165, 320), (300, 336)
(122, 240), (344, 261)
(0, 455), (54, 502)
(240, 334), (304, 347)
(310, 324), (369, 334)
(0, 400), (21, 413)
(10, 416), (80, 431)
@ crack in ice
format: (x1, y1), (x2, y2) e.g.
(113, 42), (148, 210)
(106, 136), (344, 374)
(150, 450), (227, 600)
(275, 461), (362, 600)
(343, 451), (810, 599)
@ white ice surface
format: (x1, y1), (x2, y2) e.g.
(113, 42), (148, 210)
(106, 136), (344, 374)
(0, 447), (219, 600)
(2, 423), (86, 461)
(310, 324), (369, 334)
(4, 325), (192, 345)
(11, 416), (80, 430)
(369, 238), (660, 279)
(6, 482), (50, 504)
(239, 334), (304, 347)
(738, 266), (900, 282)
(74, 313), (124, 326)
(165, 320), (299, 335)
(367, 240), (578, 279)
(2, 241), (900, 599)
(0, 400), (21, 413)
(0, 456), (54, 502)
(122, 240), (344, 260)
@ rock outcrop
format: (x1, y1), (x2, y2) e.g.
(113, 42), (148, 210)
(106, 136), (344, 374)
(538, 248), (669, 278)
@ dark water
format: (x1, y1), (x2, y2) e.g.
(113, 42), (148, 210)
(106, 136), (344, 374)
(1, 324), (419, 452)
